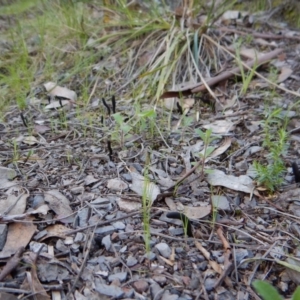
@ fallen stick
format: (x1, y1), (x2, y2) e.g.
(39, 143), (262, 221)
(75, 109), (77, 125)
(161, 48), (283, 98)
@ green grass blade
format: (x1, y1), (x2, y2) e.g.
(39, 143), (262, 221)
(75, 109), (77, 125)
(253, 280), (283, 300)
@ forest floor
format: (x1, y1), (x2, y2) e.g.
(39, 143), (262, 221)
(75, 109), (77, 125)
(1, 1), (300, 299)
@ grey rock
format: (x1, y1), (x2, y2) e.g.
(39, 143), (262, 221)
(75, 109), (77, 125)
(29, 241), (47, 253)
(169, 228), (184, 236)
(161, 291), (179, 300)
(119, 246), (127, 253)
(198, 261), (208, 271)
(32, 194), (45, 208)
(0, 224), (7, 250)
(189, 276), (200, 290)
(175, 247), (184, 254)
(126, 256), (138, 267)
(102, 234), (111, 251)
(143, 251), (156, 261)
(204, 277), (217, 291)
(179, 295), (193, 300)
(95, 225), (115, 235)
(155, 243), (171, 258)
(150, 282), (163, 299)
(108, 272), (127, 283)
(153, 275), (167, 286)
(37, 263), (69, 282)
(70, 186), (84, 194)
(133, 279), (149, 293)
(211, 195), (230, 211)
(113, 221), (126, 230)
(56, 239), (69, 252)
(33, 229), (47, 241)
(95, 283), (124, 298)
(234, 248), (250, 264)
(77, 207), (90, 227)
(122, 173), (132, 182)
(235, 160), (248, 171)
(74, 232), (85, 243)
(123, 288), (135, 298)
(71, 243), (80, 253)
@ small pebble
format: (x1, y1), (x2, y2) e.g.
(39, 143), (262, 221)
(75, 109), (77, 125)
(155, 243), (171, 258)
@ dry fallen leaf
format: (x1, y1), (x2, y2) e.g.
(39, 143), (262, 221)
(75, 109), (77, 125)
(40, 224), (69, 241)
(44, 190), (74, 223)
(206, 169), (255, 194)
(165, 197), (211, 220)
(0, 191), (28, 215)
(0, 222), (36, 259)
(130, 169), (160, 205)
(202, 120), (235, 134)
(107, 178), (128, 191)
(0, 167), (16, 189)
(22, 136), (39, 145)
(204, 137), (232, 162)
(117, 197), (142, 212)
(277, 66), (293, 83)
(44, 81), (77, 101)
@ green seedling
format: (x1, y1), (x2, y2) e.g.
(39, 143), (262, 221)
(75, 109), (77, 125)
(112, 113), (132, 148)
(195, 128), (220, 178)
(254, 108), (288, 192)
(141, 162), (153, 253)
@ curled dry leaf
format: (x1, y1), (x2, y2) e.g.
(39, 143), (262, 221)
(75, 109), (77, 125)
(130, 169), (160, 205)
(165, 197), (211, 220)
(34, 124), (51, 134)
(40, 224), (69, 241)
(203, 120), (235, 134)
(277, 66), (293, 83)
(204, 137), (232, 162)
(22, 136), (39, 145)
(44, 82), (77, 101)
(44, 190), (74, 223)
(107, 178), (128, 191)
(117, 197), (142, 212)
(207, 169), (255, 194)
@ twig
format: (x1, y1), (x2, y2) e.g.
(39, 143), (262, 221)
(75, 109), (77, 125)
(219, 26), (300, 42)
(67, 225), (97, 296)
(214, 227), (233, 289)
(0, 287), (30, 294)
(0, 247), (24, 281)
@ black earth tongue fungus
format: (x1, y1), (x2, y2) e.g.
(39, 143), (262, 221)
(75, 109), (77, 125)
(292, 162), (300, 183)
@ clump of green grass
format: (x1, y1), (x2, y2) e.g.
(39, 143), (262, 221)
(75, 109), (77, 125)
(254, 108), (289, 192)
(253, 280), (300, 300)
